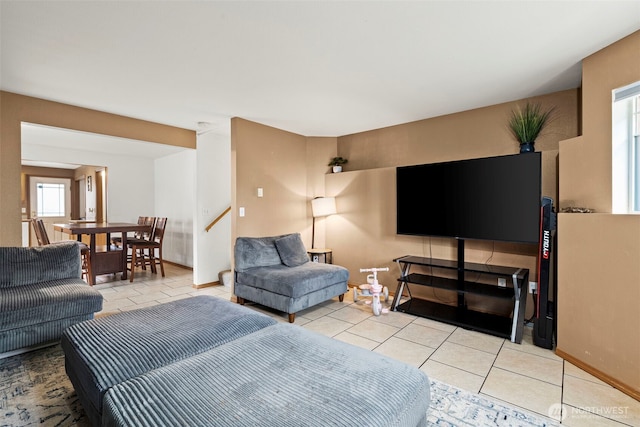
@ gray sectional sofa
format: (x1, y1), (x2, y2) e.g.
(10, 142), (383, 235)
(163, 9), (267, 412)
(234, 233), (349, 322)
(62, 296), (277, 426)
(62, 296), (432, 427)
(0, 242), (103, 354)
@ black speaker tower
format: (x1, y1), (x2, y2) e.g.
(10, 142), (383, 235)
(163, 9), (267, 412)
(533, 196), (557, 349)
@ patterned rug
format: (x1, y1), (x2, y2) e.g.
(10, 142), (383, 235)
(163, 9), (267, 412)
(0, 344), (558, 427)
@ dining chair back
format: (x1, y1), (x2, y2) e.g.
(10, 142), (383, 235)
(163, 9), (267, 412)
(31, 218), (44, 245)
(137, 216), (156, 240)
(128, 217), (167, 282)
(112, 216), (155, 248)
(32, 218), (51, 246)
(150, 217), (166, 244)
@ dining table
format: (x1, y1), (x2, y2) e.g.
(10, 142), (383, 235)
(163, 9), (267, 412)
(53, 222), (151, 285)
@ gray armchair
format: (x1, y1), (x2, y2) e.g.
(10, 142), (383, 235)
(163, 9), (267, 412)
(234, 233), (349, 322)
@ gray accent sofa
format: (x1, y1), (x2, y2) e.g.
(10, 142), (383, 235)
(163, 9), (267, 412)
(0, 242), (103, 354)
(234, 233), (349, 322)
(62, 296), (431, 427)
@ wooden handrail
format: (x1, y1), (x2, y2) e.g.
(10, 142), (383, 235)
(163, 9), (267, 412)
(205, 206), (231, 232)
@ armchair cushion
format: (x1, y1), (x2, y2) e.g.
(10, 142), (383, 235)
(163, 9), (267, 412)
(237, 262), (348, 298)
(0, 242), (82, 288)
(275, 233), (309, 267)
(234, 236), (282, 272)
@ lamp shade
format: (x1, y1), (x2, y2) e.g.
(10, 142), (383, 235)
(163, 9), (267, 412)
(311, 197), (337, 218)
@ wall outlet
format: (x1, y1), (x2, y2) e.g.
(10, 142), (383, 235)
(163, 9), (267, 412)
(312, 255), (319, 262)
(529, 281), (537, 293)
(497, 278), (507, 287)
(239, 207), (245, 217)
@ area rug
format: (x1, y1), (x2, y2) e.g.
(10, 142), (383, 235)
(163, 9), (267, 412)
(0, 344), (558, 427)
(427, 380), (558, 426)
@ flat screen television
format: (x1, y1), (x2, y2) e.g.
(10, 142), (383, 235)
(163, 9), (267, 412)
(396, 152), (541, 244)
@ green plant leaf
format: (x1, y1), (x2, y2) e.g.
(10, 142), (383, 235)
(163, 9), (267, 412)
(328, 157), (348, 166)
(508, 102), (554, 144)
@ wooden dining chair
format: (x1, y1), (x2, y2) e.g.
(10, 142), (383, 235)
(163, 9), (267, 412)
(131, 216), (156, 243)
(120, 216), (156, 271)
(111, 216), (154, 248)
(32, 218), (94, 285)
(128, 217), (166, 282)
(31, 217), (49, 246)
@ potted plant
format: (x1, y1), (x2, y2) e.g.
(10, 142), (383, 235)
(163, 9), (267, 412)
(508, 102), (554, 153)
(328, 156), (348, 173)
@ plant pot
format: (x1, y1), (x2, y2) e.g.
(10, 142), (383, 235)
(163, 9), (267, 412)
(519, 142), (535, 153)
(332, 165), (343, 173)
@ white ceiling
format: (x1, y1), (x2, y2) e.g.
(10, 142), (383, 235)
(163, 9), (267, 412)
(2, 1), (640, 139)
(20, 123), (188, 169)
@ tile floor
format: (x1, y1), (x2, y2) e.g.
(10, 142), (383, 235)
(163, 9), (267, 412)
(94, 264), (640, 426)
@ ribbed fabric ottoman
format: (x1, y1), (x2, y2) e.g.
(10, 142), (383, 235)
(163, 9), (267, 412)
(102, 323), (431, 427)
(61, 296), (277, 426)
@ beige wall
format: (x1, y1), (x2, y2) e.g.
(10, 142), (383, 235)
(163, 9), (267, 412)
(233, 91), (578, 320)
(231, 118), (310, 242)
(0, 91), (195, 245)
(327, 92), (577, 316)
(337, 90), (577, 170)
(557, 214), (640, 397)
(557, 30), (640, 399)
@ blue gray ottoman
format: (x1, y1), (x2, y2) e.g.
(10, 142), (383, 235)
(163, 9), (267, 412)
(103, 323), (431, 427)
(61, 296), (277, 426)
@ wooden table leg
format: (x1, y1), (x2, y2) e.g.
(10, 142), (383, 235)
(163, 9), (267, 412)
(90, 234), (97, 286)
(121, 234), (128, 280)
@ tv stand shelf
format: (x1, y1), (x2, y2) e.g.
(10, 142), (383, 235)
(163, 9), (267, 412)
(402, 273), (515, 299)
(391, 252), (529, 343)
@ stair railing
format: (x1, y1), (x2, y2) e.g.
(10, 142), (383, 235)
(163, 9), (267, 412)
(205, 206), (231, 232)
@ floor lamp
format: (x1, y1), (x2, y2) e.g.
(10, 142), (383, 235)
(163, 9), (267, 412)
(311, 197), (336, 249)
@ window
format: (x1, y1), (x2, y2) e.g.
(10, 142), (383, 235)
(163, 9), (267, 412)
(633, 96), (640, 211)
(36, 182), (66, 217)
(612, 81), (640, 214)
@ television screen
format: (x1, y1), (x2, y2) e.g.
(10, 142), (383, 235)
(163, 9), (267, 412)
(396, 153), (541, 244)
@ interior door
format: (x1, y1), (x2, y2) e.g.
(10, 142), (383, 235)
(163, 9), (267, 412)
(29, 176), (72, 243)
(76, 176), (86, 220)
(96, 170), (106, 222)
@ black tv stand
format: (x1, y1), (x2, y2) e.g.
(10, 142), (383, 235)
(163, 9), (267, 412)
(391, 240), (529, 343)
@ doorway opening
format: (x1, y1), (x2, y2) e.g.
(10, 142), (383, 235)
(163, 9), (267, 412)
(22, 166), (107, 246)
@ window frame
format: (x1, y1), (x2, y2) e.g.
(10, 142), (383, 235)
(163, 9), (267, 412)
(35, 181), (67, 218)
(612, 82), (640, 214)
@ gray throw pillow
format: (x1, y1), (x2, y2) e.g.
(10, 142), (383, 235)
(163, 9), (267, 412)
(275, 233), (309, 267)
(234, 237), (282, 271)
